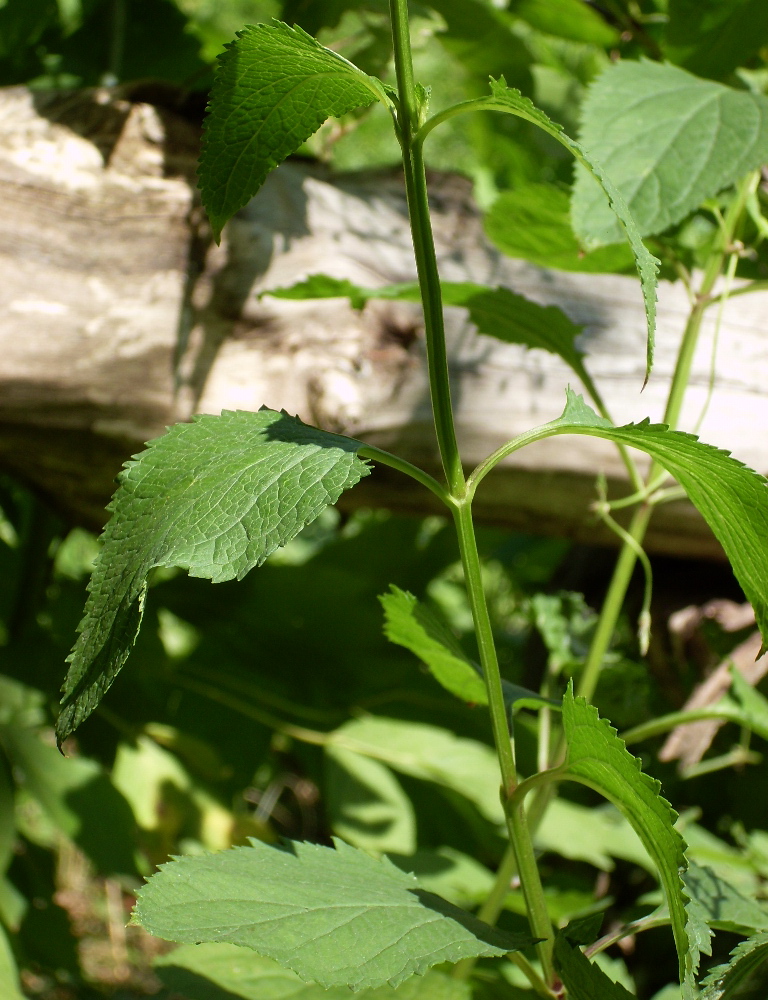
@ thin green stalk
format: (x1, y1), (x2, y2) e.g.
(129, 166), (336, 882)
(575, 173), (755, 706)
(452, 501), (516, 792)
(453, 497), (555, 984)
(622, 703), (768, 745)
(358, 444), (452, 506)
(172, 674), (329, 745)
(390, 1), (555, 984)
(508, 953), (558, 999)
(389, 0), (463, 495)
(508, 802), (555, 981)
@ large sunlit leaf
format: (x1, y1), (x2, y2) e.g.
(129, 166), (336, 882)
(134, 838), (532, 990)
(535, 799), (652, 873)
(155, 943), (472, 1000)
(700, 931), (768, 1000)
(380, 585), (550, 709)
(484, 183), (634, 274)
(554, 935), (634, 1000)
(463, 79), (658, 378)
(325, 745), (417, 855)
(561, 687), (692, 990)
(328, 716), (504, 826)
(199, 20), (387, 241)
(572, 61), (768, 245)
(546, 391), (768, 654)
(57, 410), (370, 743)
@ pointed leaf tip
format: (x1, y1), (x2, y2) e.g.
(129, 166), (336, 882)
(199, 20), (386, 239)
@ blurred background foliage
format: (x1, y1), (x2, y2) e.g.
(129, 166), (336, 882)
(0, 0), (767, 997)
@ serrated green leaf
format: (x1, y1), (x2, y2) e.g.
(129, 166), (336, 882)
(134, 838), (533, 990)
(687, 860), (768, 935)
(561, 686), (691, 989)
(199, 20), (386, 241)
(380, 585), (551, 710)
(328, 716), (505, 826)
(325, 745), (417, 855)
(485, 184), (634, 274)
(267, 276), (596, 389)
(466, 78), (658, 379)
(554, 935), (635, 1000)
(701, 931), (768, 1000)
(155, 943), (472, 1000)
(264, 275), (371, 310)
(572, 61), (768, 246)
(547, 390), (768, 655)
(381, 585), (487, 704)
(58, 410), (370, 743)
(665, 0), (768, 81)
(464, 287), (592, 382)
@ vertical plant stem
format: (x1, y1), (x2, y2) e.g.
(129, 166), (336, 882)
(453, 502), (555, 984)
(453, 502), (517, 791)
(389, 0), (464, 495)
(389, 1), (554, 985)
(576, 237), (735, 706)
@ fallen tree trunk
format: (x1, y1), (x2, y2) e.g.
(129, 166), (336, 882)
(2, 86), (767, 558)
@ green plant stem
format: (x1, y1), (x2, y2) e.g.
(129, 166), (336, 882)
(389, 1), (555, 984)
(507, 802), (554, 981)
(452, 502), (516, 792)
(526, 179), (754, 841)
(508, 953), (558, 999)
(454, 499), (556, 982)
(389, 0), (463, 496)
(358, 444), (451, 505)
(622, 704), (768, 745)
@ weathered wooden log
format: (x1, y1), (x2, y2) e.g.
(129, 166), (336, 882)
(2, 86), (767, 558)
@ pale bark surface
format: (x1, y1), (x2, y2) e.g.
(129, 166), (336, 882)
(2, 86), (768, 557)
